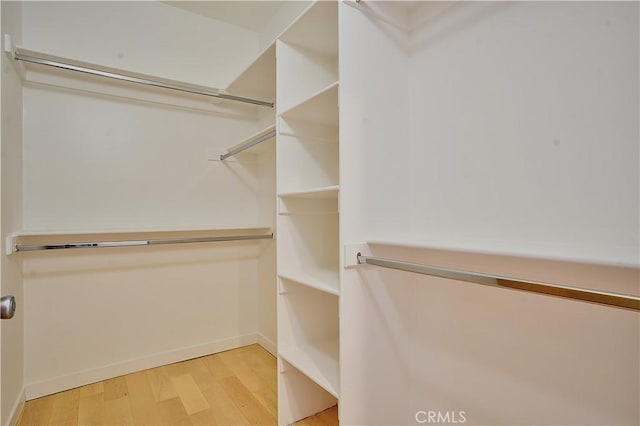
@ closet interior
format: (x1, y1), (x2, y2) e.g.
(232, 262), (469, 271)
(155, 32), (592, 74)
(1, 1), (638, 426)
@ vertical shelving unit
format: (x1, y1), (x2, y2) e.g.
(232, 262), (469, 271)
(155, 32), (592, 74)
(222, 41), (279, 357)
(276, 1), (340, 424)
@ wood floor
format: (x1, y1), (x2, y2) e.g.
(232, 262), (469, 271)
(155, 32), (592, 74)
(17, 344), (337, 426)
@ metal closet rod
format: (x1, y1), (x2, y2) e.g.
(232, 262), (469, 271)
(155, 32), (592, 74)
(15, 233), (274, 252)
(356, 254), (640, 312)
(220, 130), (276, 160)
(14, 51), (274, 108)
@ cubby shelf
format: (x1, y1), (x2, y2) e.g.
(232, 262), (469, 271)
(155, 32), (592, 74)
(279, 268), (340, 296)
(279, 338), (340, 399)
(279, 81), (339, 127)
(278, 185), (339, 200)
(279, 1), (338, 57)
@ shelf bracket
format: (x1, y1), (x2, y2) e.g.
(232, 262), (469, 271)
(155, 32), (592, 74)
(3, 34), (26, 78)
(344, 243), (370, 268)
(5, 235), (17, 256)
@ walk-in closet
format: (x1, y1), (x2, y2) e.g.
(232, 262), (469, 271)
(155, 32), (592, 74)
(1, 1), (638, 425)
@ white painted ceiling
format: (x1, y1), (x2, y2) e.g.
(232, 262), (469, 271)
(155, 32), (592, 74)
(161, 1), (286, 32)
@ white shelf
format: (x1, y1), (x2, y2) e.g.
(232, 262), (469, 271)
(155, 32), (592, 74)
(279, 82), (339, 127)
(279, 1), (338, 56)
(278, 185), (339, 199)
(279, 267), (340, 296)
(279, 338), (340, 399)
(226, 42), (276, 103)
(276, 2), (341, 421)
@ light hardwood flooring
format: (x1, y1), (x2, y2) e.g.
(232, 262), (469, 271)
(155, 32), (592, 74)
(17, 344), (337, 426)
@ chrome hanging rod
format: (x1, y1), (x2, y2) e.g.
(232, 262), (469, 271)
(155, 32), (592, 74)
(14, 50), (274, 108)
(220, 130), (276, 160)
(15, 233), (274, 252)
(356, 254), (640, 311)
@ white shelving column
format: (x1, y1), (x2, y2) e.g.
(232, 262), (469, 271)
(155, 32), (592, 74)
(276, 2), (340, 424)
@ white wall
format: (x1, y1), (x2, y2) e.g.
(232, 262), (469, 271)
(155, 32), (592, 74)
(339, 2), (411, 423)
(22, 84), (265, 232)
(405, 1), (639, 266)
(19, 1), (278, 399)
(340, 1), (639, 425)
(21, 1), (270, 233)
(1, 1), (25, 424)
(348, 1), (640, 267)
(22, 1), (259, 89)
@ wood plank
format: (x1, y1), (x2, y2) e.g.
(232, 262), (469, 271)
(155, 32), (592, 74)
(218, 349), (265, 392)
(200, 380), (251, 425)
(48, 388), (80, 426)
(77, 393), (105, 426)
(220, 376), (276, 425)
(252, 360), (277, 393)
(103, 375), (128, 401)
(78, 381), (104, 398)
(293, 405), (339, 426)
(252, 386), (278, 419)
(240, 344), (275, 367)
(181, 357), (217, 392)
(146, 366), (178, 402)
(170, 373), (210, 415)
(242, 345), (278, 392)
(104, 396), (135, 426)
(125, 370), (164, 425)
(202, 353), (235, 380)
(155, 397), (192, 426)
(296, 417), (329, 426)
(163, 360), (190, 378)
(188, 406), (219, 426)
(316, 405), (339, 425)
(18, 395), (53, 426)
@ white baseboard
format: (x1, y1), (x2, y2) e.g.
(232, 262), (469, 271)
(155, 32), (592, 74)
(25, 333), (258, 400)
(7, 388), (25, 426)
(257, 333), (277, 356)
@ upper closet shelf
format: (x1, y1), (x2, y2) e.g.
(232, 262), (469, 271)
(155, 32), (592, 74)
(279, 82), (339, 127)
(225, 43), (276, 104)
(8, 45), (273, 108)
(280, 0), (338, 56)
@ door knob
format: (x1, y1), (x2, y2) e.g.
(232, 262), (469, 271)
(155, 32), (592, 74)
(1, 295), (16, 319)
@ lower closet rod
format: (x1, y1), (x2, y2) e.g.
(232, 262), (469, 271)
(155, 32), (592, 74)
(15, 233), (274, 252)
(356, 254), (640, 311)
(220, 130), (276, 160)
